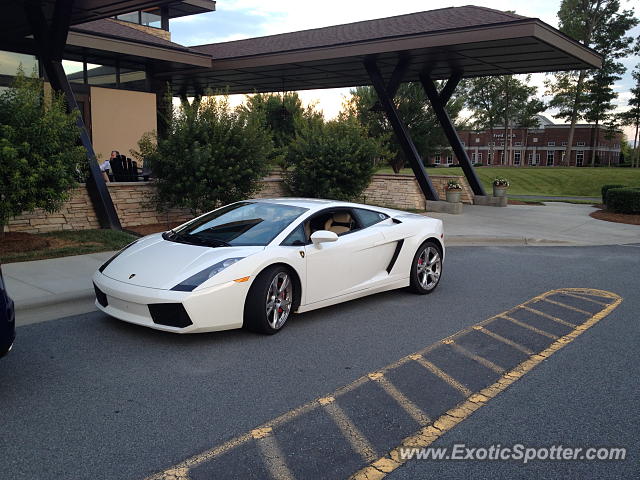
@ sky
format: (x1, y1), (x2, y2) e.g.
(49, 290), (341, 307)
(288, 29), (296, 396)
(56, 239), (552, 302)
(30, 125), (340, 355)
(170, 0), (640, 140)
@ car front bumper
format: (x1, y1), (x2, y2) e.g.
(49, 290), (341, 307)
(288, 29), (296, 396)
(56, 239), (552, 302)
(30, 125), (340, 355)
(92, 271), (250, 333)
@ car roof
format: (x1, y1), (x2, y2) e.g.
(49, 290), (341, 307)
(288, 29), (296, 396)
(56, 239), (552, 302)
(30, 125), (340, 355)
(253, 197), (361, 210)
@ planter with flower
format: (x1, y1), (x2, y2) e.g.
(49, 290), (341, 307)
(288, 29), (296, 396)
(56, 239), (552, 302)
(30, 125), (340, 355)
(492, 177), (510, 197)
(445, 179), (463, 203)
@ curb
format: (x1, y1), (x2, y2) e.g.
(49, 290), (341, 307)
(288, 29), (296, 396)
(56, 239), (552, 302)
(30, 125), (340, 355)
(15, 289), (95, 312)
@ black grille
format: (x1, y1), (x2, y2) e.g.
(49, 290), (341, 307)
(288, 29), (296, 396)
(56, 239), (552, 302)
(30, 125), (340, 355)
(93, 283), (108, 307)
(148, 303), (193, 328)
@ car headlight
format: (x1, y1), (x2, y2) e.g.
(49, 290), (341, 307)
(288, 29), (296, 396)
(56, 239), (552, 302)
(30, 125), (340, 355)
(98, 239), (140, 273)
(171, 258), (244, 292)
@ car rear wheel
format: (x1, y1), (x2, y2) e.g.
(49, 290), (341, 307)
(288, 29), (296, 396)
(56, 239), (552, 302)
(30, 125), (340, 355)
(408, 240), (442, 294)
(244, 265), (294, 334)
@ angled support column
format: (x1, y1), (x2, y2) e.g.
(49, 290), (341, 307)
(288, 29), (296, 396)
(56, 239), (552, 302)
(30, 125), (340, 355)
(364, 57), (439, 201)
(24, 0), (122, 229)
(419, 72), (486, 196)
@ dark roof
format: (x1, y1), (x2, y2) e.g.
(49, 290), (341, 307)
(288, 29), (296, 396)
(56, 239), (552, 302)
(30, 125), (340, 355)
(71, 18), (196, 53)
(160, 5), (600, 95)
(192, 6), (528, 59)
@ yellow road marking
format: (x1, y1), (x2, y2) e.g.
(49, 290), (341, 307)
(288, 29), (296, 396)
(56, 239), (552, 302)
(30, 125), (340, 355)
(350, 289), (622, 480)
(448, 342), (505, 374)
(473, 325), (534, 355)
(256, 432), (296, 480)
(369, 373), (432, 426)
(410, 355), (473, 397)
(542, 297), (591, 315)
(321, 398), (378, 462)
(561, 291), (609, 307)
(499, 314), (559, 340)
(521, 305), (577, 328)
(145, 289), (620, 480)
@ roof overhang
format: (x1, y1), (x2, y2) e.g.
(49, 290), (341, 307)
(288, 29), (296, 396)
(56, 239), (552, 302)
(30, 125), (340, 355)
(166, 0), (216, 19)
(162, 16), (601, 95)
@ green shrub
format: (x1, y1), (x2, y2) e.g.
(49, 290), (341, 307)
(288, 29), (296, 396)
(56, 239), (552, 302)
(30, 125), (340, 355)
(284, 116), (386, 200)
(601, 184), (625, 204)
(606, 188), (640, 214)
(147, 95), (272, 215)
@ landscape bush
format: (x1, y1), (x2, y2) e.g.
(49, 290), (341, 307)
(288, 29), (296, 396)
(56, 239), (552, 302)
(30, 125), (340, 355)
(284, 116), (386, 200)
(601, 184), (626, 204)
(606, 187), (640, 214)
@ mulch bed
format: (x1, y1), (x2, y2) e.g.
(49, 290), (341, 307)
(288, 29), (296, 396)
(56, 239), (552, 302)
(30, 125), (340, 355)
(126, 222), (183, 237)
(590, 209), (640, 226)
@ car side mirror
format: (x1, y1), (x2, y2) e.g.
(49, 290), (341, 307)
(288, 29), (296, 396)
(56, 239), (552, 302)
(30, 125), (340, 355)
(310, 230), (339, 246)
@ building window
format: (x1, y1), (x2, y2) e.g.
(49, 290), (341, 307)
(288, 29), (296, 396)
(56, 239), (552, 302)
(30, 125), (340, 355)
(477, 153), (482, 162)
(115, 8), (167, 30)
(447, 155), (453, 165)
(514, 141), (522, 146)
(487, 153), (492, 165)
(434, 154), (441, 165)
(561, 141), (567, 146)
(547, 141), (555, 146)
(576, 141), (585, 147)
(500, 151), (505, 164)
(576, 151), (584, 166)
(0, 50), (38, 77)
(535, 153), (540, 165)
(475, 137), (480, 143)
(488, 141), (495, 146)
(514, 151), (521, 165)
(460, 141), (465, 147)
(533, 137), (538, 143)
(547, 151), (554, 166)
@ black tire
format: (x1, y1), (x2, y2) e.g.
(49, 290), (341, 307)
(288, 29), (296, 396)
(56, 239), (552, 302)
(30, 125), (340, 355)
(408, 240), (443, 294)
(244, 265), (295, 334)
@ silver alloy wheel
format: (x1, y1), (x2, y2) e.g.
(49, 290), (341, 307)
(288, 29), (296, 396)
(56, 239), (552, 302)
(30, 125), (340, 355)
(417, 246), (441, 290)
(265, 272), (293, 329)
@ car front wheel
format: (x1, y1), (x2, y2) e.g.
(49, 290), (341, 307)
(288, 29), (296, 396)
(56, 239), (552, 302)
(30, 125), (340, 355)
(244, 265), (294, 334)
(408, 240), (442, 294)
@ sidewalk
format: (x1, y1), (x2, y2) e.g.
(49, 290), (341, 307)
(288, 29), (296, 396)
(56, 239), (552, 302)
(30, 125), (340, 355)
(4, 202), (639, 326)
(3, 251), (114, 326)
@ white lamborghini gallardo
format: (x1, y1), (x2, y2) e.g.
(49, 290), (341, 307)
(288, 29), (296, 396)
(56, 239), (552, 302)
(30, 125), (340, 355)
(93, 199), (444, 334)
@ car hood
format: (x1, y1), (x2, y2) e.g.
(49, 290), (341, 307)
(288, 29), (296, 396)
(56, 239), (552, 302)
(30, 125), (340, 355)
(101, 234), (264, 290)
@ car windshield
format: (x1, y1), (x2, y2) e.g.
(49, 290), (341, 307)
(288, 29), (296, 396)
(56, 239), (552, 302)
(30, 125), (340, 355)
(164, 202), (308, 247)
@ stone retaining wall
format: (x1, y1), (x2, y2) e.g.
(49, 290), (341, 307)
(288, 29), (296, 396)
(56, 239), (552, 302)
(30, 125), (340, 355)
(5, 173), (471, 234)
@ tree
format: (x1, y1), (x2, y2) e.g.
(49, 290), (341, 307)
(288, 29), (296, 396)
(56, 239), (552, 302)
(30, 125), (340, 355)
(619, 42), (640, 168)
(146, 94), (273, 215)
(465, 75), (544, 166)
(344, 82), (465, 173)
(241, 92), (310, 172)
(0, 70), (85, 232)
(284, 116), (386, 200)
(545, 0), (638, 166)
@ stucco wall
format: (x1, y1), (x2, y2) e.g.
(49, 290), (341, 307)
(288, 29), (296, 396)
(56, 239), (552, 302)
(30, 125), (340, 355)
(90, 86), (157, 163)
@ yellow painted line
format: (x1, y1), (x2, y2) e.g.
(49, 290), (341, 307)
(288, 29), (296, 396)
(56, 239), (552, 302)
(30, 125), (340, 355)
(448, 342), (505, 374)
(521, 305), (577, 328)
(473, 325), (534, 355)
(368, 372), (432, 426)
(145, 289), (620, 480)
(498, 314), (559, 340)
(561, 291), (610, 307)
(320, 396), (378, 462)
(256, 432), (296, 480)
(410, 355), (473, 397)
(350, 289), (622, 480)
(542, 297), (591, 315)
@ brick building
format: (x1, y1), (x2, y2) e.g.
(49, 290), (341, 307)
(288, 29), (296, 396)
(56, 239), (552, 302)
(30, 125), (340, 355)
(430, 116), (622, 167)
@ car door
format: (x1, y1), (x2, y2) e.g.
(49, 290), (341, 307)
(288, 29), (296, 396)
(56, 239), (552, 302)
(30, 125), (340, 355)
(303, 208), (396, 305)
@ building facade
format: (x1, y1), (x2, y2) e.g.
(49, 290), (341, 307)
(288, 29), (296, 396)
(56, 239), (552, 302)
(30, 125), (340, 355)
(430, 116), (623, 167)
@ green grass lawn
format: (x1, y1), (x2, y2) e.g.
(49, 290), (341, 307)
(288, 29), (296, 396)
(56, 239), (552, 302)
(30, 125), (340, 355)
(375, 167), (640, 197)
(2, 229), (137, 263)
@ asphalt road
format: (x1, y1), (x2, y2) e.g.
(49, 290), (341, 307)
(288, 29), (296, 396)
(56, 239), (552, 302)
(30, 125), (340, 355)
(1, 245), (639, 480)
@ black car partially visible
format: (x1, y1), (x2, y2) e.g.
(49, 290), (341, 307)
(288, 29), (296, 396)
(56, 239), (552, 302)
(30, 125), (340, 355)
(0, 264), (15, 357)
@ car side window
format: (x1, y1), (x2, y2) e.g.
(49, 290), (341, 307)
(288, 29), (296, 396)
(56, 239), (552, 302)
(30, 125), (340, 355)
(352, 208), (389, 228)
(281, 223), (308, 246)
